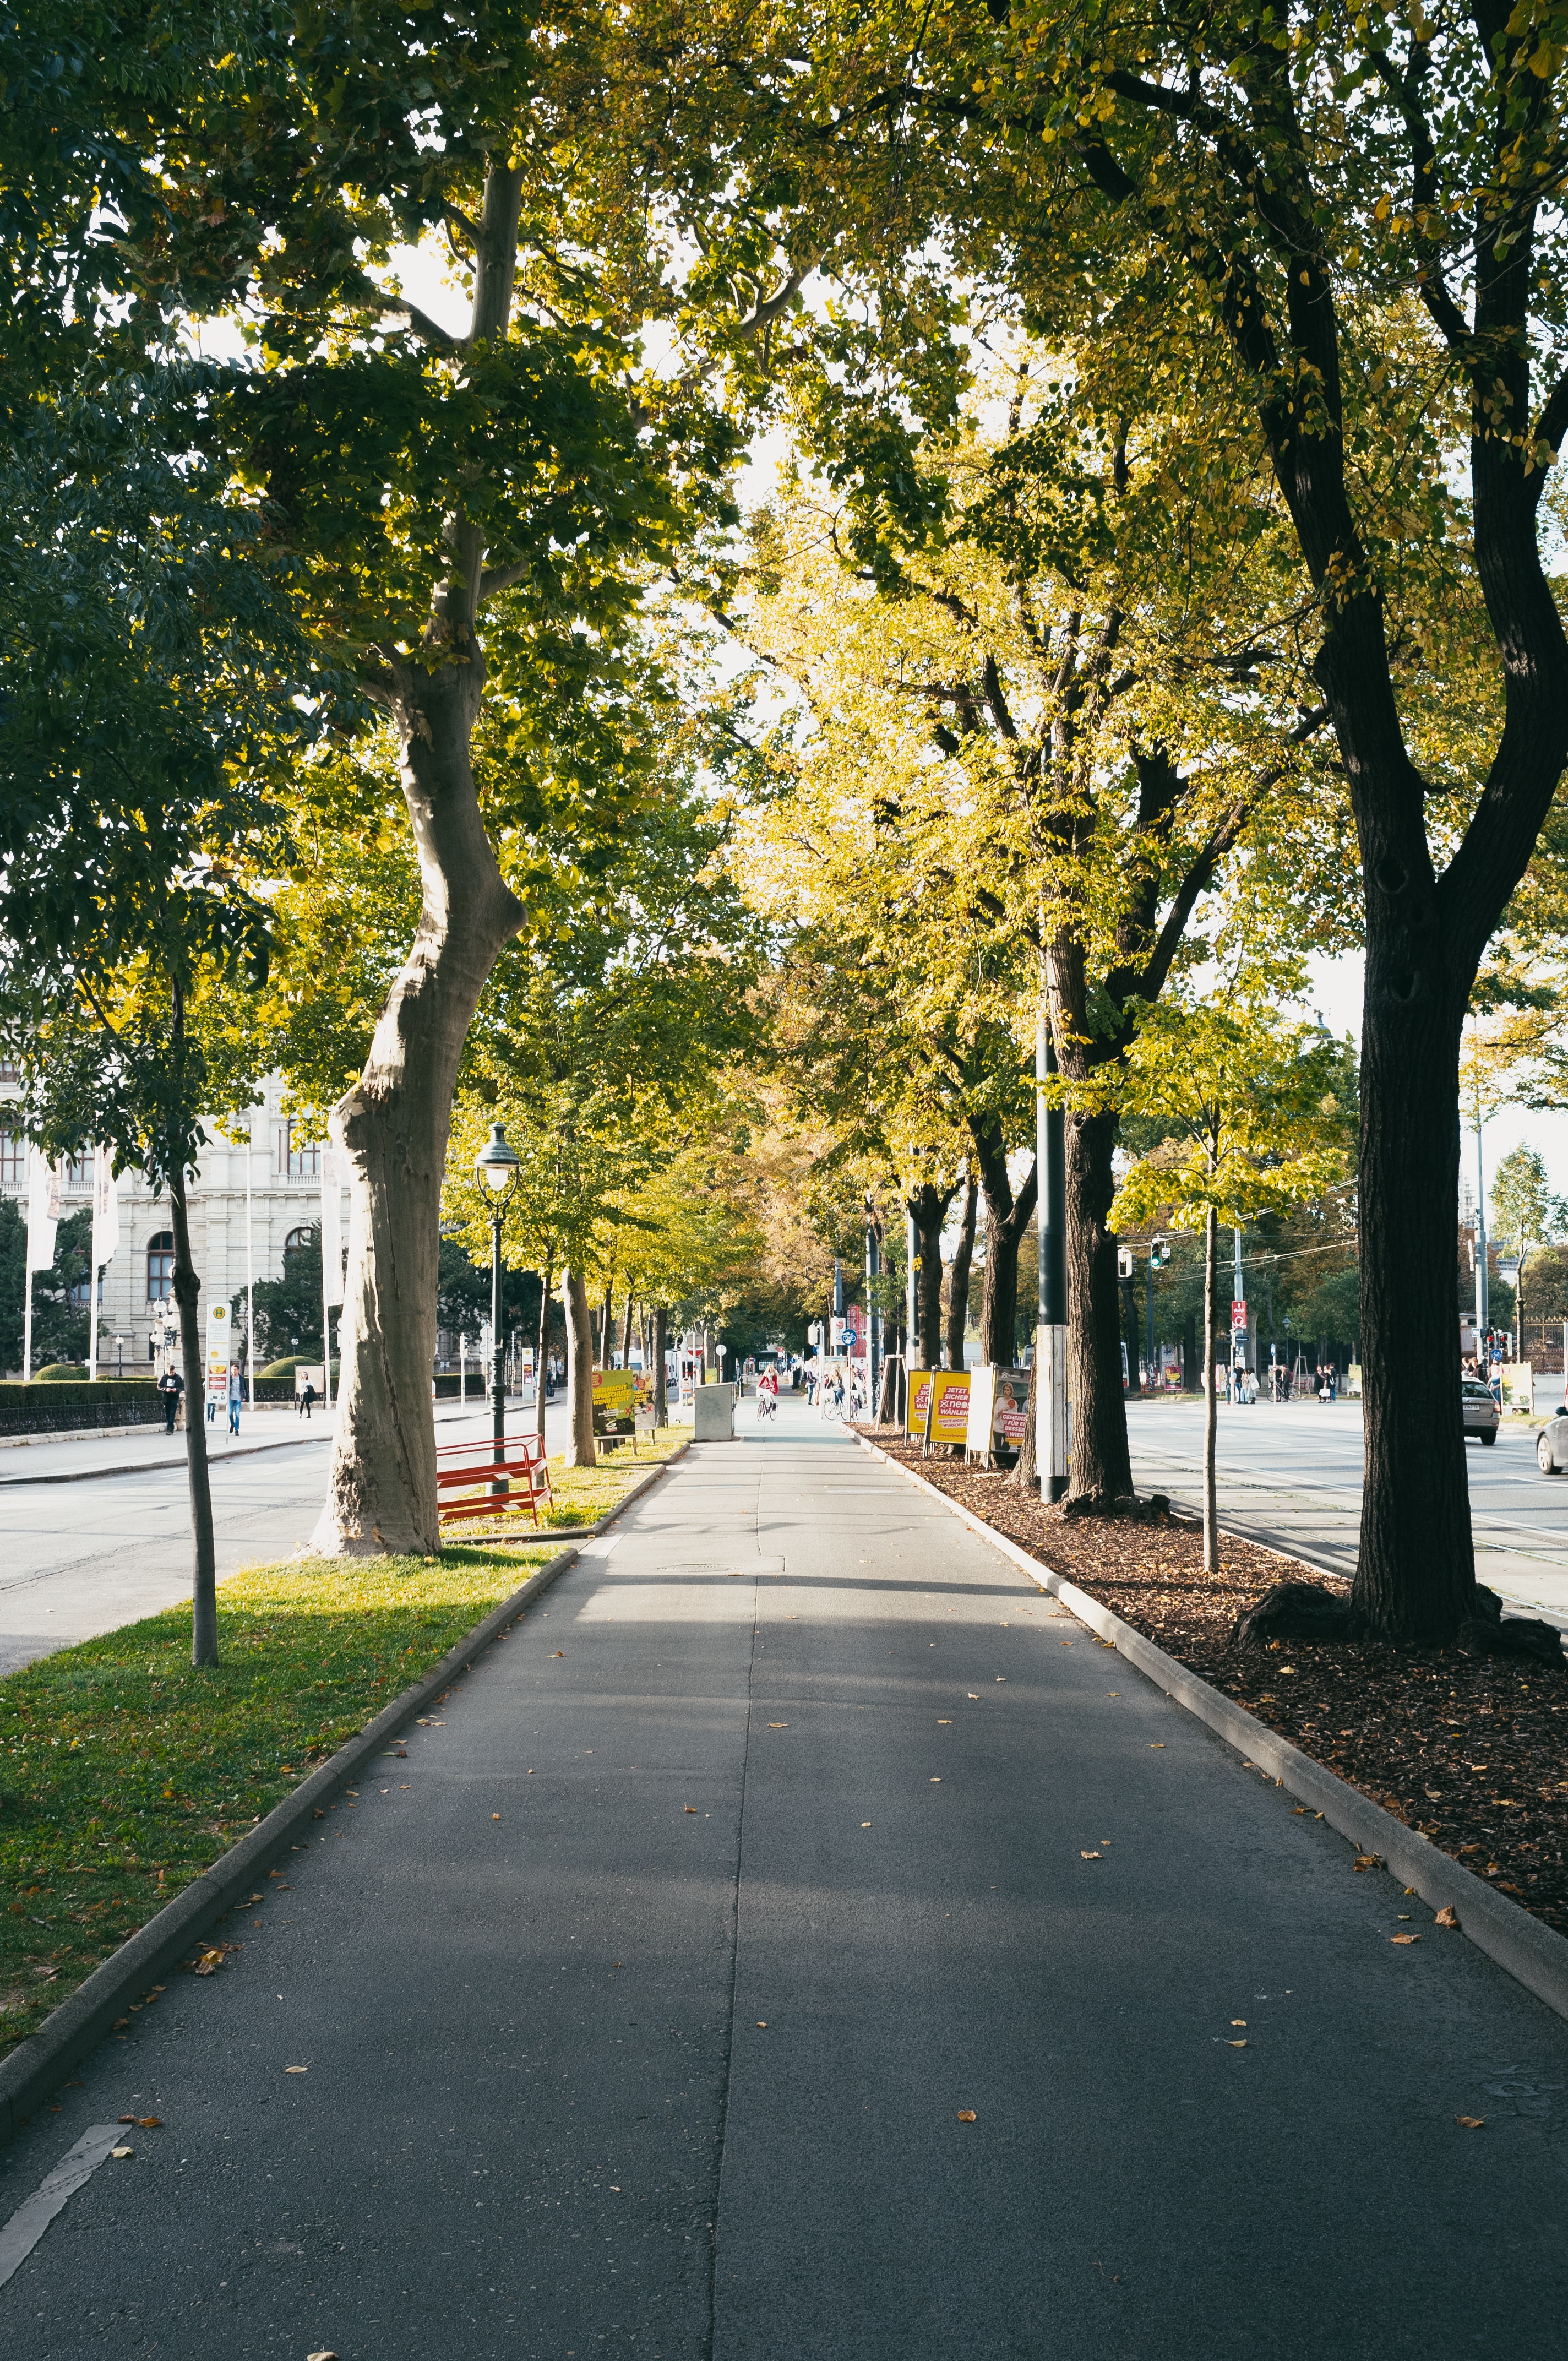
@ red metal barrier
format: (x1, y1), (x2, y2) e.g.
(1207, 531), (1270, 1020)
(435, 1433), (553, 1530)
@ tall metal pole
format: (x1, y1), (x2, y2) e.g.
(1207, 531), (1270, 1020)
(492, 1199), (506, 1474)
(864, 1198), (879, 1412)
(244, 1113), (256, 1410)
(1037, 977), (1069, 1500)
(1474, 1113), (1489, 1348)
(1147, 1245), (1156, 1395)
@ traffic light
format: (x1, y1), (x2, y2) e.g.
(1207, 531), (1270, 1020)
(1117, 1247), (1134, 1279)
(1150, 1239), (1171, 1267)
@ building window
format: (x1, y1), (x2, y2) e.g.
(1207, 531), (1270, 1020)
(68, 1274), (103, 1309)
(279, 1122), (320, 1181)
(147, 1232), (175, 1302)
(63, 1151), (92, 1193)
(0, 1131), (23, 1193)
(0, 1058), (18, 1084)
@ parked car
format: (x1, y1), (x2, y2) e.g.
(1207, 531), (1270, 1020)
(1537, 1405), (1568, 1474)
(1462, 1377), (1500, 1445)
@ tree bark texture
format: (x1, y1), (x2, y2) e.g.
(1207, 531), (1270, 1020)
(945, 1175), (978, 1370)
(1202, 1205), (1218, 1575)
(908, 1180), (957, 1369)
(311, 161), (529, 1558)
(169, 1163), (218, 1665)
(1007, 1353), (1039, 1490)
(1062, 1106), (1134, 1504)
(563, 1266), (596, 1468)
(972, 1121), (1038, 1369)
(535, 1261), (552, 1445)
(652, 1304), (668, 1423)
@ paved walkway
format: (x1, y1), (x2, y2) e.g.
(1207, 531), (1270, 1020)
(3, 1400), (1566, 2357)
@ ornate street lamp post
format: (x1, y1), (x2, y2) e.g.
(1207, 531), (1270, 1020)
(473, 1124), (521, 1487)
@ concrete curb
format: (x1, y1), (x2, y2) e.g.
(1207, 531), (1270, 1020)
(855, 1431), (1568, 2028)
(0, 1437), (692, 2148)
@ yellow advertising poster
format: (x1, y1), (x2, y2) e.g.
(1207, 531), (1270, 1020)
(906, 1370), (970, 1445)
(592, 1367), (638, 1438)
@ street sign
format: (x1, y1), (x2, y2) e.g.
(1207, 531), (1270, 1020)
(1231, 1298), (1248, 1331)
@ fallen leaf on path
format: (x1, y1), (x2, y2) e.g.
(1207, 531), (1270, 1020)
(957, 2110), (977, 2123)
(117, 2114), (136, 2124)
(551, 1651), (563, 1657)
(1231, 2021), (1246, 2027)
(138, 2117), (162, 2128)
(1390, 1933), (1420, 1945)
(929, 1777), (941, 1783)
(756, 2021), (767, 2028)
(684, 1805), (697, 1813)
(1226, 2040), (1247, 2049)
(861, 1821), (872, 1828)
(307, 2351), (340, 2359)
(285, 2065), (308, 2074)
(767, 1723), (788, 1729)
(1435, 1905), (1460, 1929)
(1352, 1854), (1381, 1872)
(492, 1813), (501, 1820)
(1455, 2116), (1484, 2129)
(1080, 1851), (1101, 1860)
(937, 1718), (951, 1724)
(111, 2146), (133, 2159)
(1150, 1744), (1165, 1750)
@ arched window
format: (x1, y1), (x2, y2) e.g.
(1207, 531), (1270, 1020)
(284, 1225), (314, 1255)
(147, 1232), (175, 1302)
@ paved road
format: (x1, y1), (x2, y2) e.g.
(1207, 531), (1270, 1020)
(1128, 1397), (1568, 1626)
(0, 1401), (571, 1675)
(3, 1396), (1565, 2357)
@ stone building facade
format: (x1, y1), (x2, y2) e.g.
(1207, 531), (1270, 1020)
(0, 1065), (341, 1371)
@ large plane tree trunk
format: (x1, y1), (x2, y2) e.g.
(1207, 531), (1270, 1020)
(1063, 1105), (1135, 1505)
(563, 1266), (596, 1467)
(972, 1119), (1038, 1368)
(908, 1179), (958, 1370)
(311, 647), (524, 1554)
(311, 165), (529, 1557)
(945, 1175), (977, 1370)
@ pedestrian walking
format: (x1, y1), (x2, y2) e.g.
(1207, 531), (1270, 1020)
(158, 1367), (183, 1434)
(298, 1378), (317, 1421)
(227, 1362), (242, 1437)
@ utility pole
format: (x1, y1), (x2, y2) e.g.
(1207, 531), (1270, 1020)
(864, 1197), (879, 1412)
(1036, 983), (1069, 1500)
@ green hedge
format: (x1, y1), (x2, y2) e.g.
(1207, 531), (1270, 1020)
(0, 1379), (162, 1434)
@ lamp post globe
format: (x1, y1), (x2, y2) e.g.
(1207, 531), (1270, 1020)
(473, 1124), (520, 1482)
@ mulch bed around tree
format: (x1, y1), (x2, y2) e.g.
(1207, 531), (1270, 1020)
(856, 1428), (1568, 1938)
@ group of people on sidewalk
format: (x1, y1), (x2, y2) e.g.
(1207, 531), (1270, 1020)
(158, 1363), (248, 1438)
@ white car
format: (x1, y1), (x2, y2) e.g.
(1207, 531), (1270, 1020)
(1462, 1378), (1500, 1445)
(1537, 1405), (1568, 1474)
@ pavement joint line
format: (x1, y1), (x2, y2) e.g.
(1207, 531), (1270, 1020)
(854, 1429), (1568, 2029)
(0, 1439), (689, 2152)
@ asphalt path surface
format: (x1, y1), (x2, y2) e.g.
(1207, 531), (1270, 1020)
(0, 1401), (570, 1675)
(1127, 1397), (1568, 1627)
(3, 1396), (1566, 2357)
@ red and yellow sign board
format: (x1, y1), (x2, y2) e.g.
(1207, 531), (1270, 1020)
(906, 1369), (971, 1447)
(592, 1367), (638, 1438)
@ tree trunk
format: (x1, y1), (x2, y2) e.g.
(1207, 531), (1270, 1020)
(653, 1304), (667, 1422)
(535, 1261), (552, 1445)
(1351, 975), (1476, 1639)
(563, 1266), (596, 1467)
(1063, 1107), (1134, 1504)
(1008, 1354), (1039, 1490)
(945, 1176), (977, 1369)
(311, 161), (529, 1559)
(971, 1120), (1039, 1368)
(1202, 1205), (1218, 1574)
(168, 1161), (218, 1666)
(620, 1288), (635, 1364)
(908, 1179), (957, 1369)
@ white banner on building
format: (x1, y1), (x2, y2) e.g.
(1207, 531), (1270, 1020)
(91, 1148), (120, 1272)
(25, 1146), (61, 1274)
(321, 1143), (349, 1308)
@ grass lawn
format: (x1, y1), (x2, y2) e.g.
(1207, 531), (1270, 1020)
(531, 1425), (689, 1530)
(0, 1539), (558, 2061)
